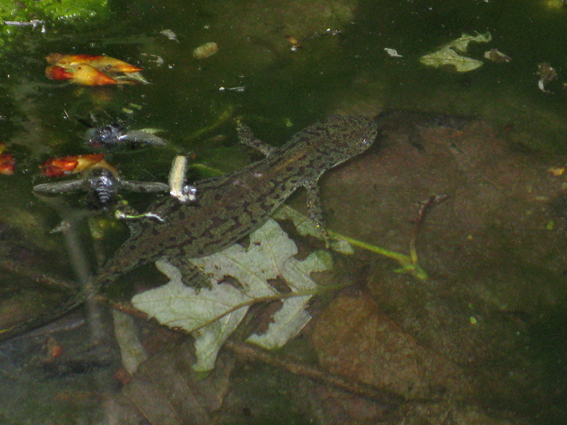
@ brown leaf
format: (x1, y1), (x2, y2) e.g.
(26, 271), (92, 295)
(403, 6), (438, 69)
(122, 339), (234, 425)
(312, 293), (423, 398)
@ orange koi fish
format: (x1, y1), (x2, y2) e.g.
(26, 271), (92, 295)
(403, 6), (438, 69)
(41, 153), (116, 177)
(46, 53), (142, 73)
(45, 64), (124, 86)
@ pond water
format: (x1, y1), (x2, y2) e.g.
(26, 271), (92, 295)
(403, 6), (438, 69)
(1, 0), (567, 424)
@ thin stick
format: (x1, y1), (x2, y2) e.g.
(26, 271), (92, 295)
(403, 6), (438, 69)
(224, 338), (414, 406)
(0, 257), (77, 291)
(409, 194), (450, 263)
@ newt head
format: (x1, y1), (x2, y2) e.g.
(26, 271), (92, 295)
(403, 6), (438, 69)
(317, 115), (379, 168)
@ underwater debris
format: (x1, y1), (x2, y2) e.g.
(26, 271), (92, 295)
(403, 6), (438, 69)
(160, 29), (179, 42)
(284, 35), (302, 51)
(420, 32), (492, 72)
(483, 48), (512, 63)
(537, 62), (558, 93)
(384, 48), (403, 58)
(193, 42), (218, 59)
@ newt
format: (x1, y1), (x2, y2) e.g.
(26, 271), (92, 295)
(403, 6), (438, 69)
(96, 114), (379, 287)
(2, 115), (379, 341)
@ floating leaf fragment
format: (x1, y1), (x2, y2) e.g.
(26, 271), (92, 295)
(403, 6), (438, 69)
(160, 29), (179, 42)
(537, 62), (557, 93)
(447, 32), (492, 52)
(483, 48), (511, 63)
(193, 42), (218, 59)
(132, 219), (332, 372)
(285, 35), (302, 51)
(420, 32), (491, 73)
(141, 53), (164, 66)
(420, 48), (483, 72)
(384, 48), (402, 58)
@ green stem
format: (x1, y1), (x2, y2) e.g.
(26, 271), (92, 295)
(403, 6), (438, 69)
(328, 230), (428, 280)
(186, 105), (235, 141)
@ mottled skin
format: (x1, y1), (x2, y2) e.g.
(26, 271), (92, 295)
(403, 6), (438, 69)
(0, 115), (378, 341)
(95, 115), (379, 287)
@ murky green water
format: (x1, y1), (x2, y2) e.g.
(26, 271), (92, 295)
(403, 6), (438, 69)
(1, 0), (567, 423)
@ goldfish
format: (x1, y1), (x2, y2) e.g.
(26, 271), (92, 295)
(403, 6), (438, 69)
(46, 53), (142, 73)
(45, 64), (124, 86)
(40, 153), (117, 177)
(45, 54), (146, 86)
(0, 143), (15, 175)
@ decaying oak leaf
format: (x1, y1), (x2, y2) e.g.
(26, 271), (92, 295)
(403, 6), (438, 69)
(132, 219), (332, 372)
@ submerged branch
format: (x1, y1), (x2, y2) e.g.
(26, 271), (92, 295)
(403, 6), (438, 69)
(225, 338), (414, 406)
(0, 256), (77, 291)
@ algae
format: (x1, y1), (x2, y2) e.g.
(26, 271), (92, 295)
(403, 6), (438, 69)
(0, 0), (109, 52)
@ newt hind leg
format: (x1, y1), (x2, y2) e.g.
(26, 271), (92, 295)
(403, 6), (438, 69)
(303, 180), (330, 247)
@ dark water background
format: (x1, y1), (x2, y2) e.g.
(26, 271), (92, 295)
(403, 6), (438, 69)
(1, 0), (567, 423)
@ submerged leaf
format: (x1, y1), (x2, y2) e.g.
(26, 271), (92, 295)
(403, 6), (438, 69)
(132, 219), (332, 371)
(420, 32), (491, 73)
(446, 32), (492, 52)
(420, 47), (483, 72)
(246, 250), (332, 349)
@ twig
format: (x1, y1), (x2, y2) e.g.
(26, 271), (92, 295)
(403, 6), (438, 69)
(224, 338), (414, 406)
(409, 194), (449, 262)
(0, 257), (77, 291)
(4, 20), (44, 27)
